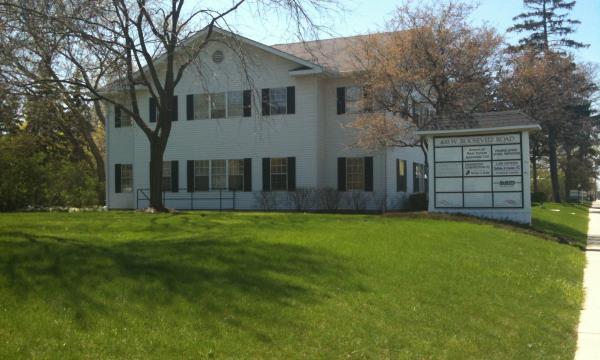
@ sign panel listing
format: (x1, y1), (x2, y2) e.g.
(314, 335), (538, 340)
(434, 133), (523, 209)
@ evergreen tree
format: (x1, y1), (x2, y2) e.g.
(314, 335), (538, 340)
(508, 0), (588, 52)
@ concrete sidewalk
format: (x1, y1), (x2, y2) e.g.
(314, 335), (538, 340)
(575, 202), (600, 360)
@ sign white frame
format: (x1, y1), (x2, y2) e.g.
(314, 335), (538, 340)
(433, 132), (524, 209)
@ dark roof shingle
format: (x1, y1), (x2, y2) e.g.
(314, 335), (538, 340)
(420, 110), (540, 132)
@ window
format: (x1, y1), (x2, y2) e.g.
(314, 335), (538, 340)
(397, 160), (407, 192)
(413, 163), (426, 193)
(162, 161), (172, 191)
(270, 158), (288, 191)
(120, 164), (133, 192)
(269, 88), (287, 115)
(345, 86), (362, 114)
(228, 159), (244, 191)
(121, 113), (132, 127)
(194, 94), (209, 119)
(113, 164), (134, 193)
(346, 157), (365, 191)
(227, 91), (243, 117)
(115, 106), (132, 128)
(211, 92), (226, 119)
(194, 160), (209, 191)
(211, 160), (226, 190)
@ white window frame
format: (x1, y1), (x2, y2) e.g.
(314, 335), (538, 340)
(270, 157), (288, 191)
(194, 160), (210, 191)
(121, 164), (133, 192)
(228, 159), (244, 191)
(211, 92), (226, 119)
(227, 91), (243, 118)
(346, 157), (365, 191)
(269, 88), (287, 115)
(345, 86), (362, 114)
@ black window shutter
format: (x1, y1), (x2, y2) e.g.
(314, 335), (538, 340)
(413, 162), (418, 192)
(396, 160), (400, 192)
(243, 158), (252, 192)
(287, 157), (296, 191)
(149, 97), (156, 123)
(364, 157), (373, 192)
(186, 95), (194, 120)
(262, 158), (271, 191)
(115, 164), (122, 193)
(336, 87), (346, 115)
(243, 90), (252, 117)
(261, 89), (270, 116)
(115, 106), (121, 128)
(171, 160), (179, 192)
(337, 157), (346, 191)
(286, 86), (295, 114)
(187, 160), (194, 192)
(172, 96), (178, 121)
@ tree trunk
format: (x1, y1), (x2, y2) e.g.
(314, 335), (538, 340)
(149, 138), (166, 211)
(563, 151), (573, 201)
(548, 128), (561, 202)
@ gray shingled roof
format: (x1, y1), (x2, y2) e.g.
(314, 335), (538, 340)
(420, 110), (540, 132)
(271, 35), (371, 73)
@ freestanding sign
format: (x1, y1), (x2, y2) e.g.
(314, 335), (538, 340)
(416, 111), (541, 224)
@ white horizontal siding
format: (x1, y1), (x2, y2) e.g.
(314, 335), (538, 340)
(106, 40), (426, 211)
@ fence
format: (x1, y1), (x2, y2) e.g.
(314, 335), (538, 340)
(136, 188), (237, 210)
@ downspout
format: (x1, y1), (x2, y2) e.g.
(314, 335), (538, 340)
(104, 102), (110, 209)
(383, 147), (388, 214)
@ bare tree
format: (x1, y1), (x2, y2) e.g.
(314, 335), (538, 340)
(347, 1), (502, 158)
(0, 0), (337, 211)
(0, 5), (108, 196)
(499, 50), (598, 202)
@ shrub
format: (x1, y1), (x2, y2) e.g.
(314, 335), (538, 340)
(531, 192), (547, 204)
(348, 191), (370, 211)
(0, 134), (101, 211)
(288, 188), (316, 211)
(408, 192), (428, 211)
(316, 187), (342, 211)
(255, 191), (278, 211)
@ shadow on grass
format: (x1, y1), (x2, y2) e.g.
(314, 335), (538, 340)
(0, 229), (362, 340)
(386, 210), (588, 250)
(531, 218), (588, 249)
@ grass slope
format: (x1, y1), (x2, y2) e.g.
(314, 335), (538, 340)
(532, 202), (590, 248)
(0, 211), (585, 359)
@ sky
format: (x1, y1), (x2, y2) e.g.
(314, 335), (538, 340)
(217, 0), (599, 65)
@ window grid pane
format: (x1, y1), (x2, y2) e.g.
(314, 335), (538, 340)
(346, 157), (364, 191)
(269, 88), (287, 115)
(228, 159), (244, 191)
(397, 160), (407, 192)
(346, 86), (362, 114)
(270, 157), (288, 191)
(194, 94), (209, 119)
(211, 160), (226, 190)
(227, 91), (243, 117)
(121, 164), (133, 192)
(211, 93), (226, 119)
(194, 160), (209, 191)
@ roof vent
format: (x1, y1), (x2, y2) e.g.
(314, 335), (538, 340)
(212, 50), (224, 64)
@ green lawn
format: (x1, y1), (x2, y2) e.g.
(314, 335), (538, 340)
(532, 202), (591, 248)
(0, 211), (586, 359)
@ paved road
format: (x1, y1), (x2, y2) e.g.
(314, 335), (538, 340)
(575, 202), (600, 360)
